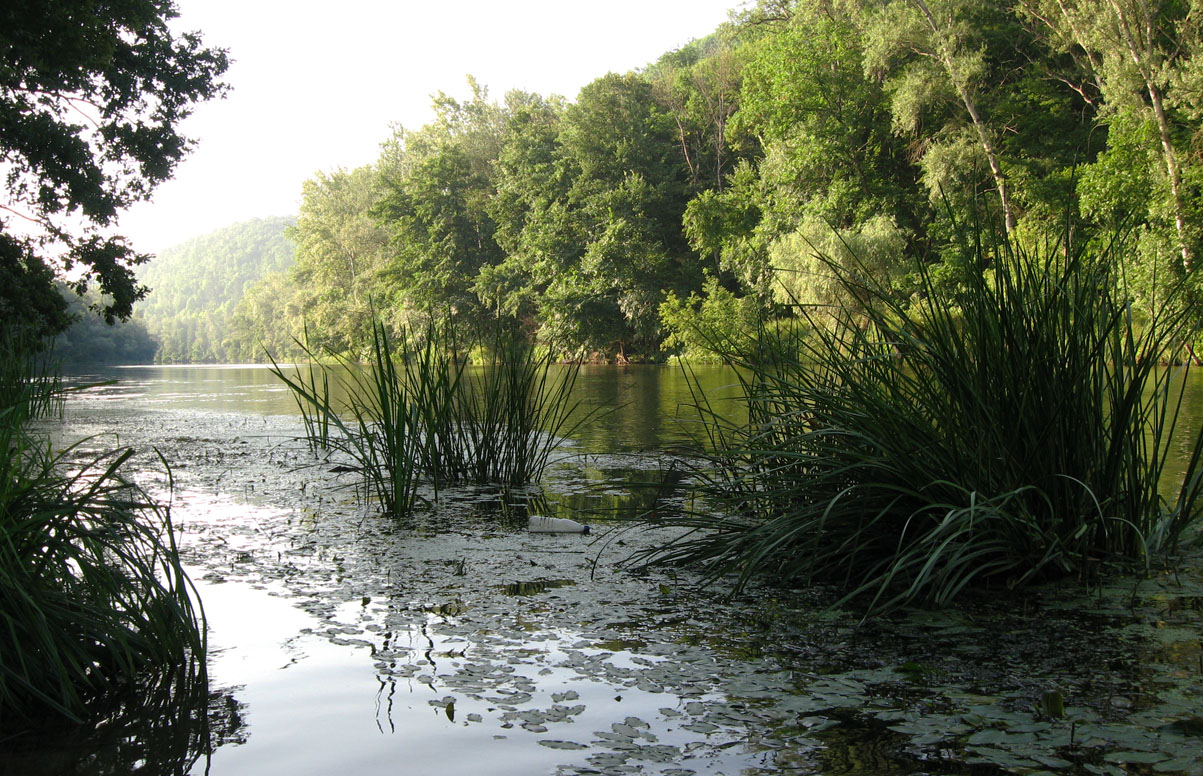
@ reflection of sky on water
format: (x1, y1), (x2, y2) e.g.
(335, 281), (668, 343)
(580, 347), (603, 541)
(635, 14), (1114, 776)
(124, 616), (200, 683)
(195, 572), (765, 775)
(172, 489), (794, 776)
(68, 364), (297, 412)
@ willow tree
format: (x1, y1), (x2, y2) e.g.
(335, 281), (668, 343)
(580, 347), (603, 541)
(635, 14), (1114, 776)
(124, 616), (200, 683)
(651, 37), (746, 194)
(859, 0), (1020, 232)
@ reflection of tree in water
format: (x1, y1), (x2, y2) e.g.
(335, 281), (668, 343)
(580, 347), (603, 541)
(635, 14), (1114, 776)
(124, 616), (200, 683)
(0, 655), (245, 776)
(207, 684), (250, 755)
(420, 456), (693, 532)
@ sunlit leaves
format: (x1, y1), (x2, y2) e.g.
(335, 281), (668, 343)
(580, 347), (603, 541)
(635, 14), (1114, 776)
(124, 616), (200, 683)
(0, 0), (228, 335)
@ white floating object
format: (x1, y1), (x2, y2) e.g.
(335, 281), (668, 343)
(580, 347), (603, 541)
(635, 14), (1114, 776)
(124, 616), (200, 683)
(528, 515), (590, 534)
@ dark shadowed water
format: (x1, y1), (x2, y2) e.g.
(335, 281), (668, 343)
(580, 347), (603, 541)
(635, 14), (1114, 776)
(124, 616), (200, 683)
(6, 364), (1203, 776)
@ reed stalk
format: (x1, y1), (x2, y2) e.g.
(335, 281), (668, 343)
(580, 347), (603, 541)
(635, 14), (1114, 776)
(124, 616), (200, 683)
(270, 318), (589, 516)
(0, 331), (63, 420)
(0, 410), (205, 729)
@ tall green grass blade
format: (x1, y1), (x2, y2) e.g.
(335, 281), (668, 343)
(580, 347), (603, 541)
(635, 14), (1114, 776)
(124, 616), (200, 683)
(1, 407), (206, 729)
(270, 317), (593, 517)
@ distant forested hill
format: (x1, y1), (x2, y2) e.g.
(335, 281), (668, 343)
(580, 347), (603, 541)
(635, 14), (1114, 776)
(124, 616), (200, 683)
(136, 216), (296, 363)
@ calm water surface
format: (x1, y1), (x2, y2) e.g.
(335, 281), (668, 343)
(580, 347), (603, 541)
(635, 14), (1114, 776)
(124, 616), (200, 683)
(78, 363), (743, 451)
(36, 364), (796, 776)
(11, 363), (1203, 776)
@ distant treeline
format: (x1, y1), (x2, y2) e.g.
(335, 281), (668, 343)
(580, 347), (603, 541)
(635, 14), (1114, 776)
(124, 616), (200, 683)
(145, 1), (1203, 362)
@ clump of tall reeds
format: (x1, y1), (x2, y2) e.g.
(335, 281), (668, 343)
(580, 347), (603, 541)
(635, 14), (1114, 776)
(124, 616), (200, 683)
(641, 225), (1203, 612)
(0, 330), (63, 420)
(0, 396), (204, 730)
(270, 319), (587, 516)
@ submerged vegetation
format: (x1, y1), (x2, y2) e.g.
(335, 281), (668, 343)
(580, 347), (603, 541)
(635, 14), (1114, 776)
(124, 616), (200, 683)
(642, 222), (1203, 611)
(0, 339), (205, 734)
(270, 320), (589, 515)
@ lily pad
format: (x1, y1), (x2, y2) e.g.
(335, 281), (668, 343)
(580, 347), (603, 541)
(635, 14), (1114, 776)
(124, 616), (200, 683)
(1103, 750), (1169, 764)
(538, 740), (588, 750)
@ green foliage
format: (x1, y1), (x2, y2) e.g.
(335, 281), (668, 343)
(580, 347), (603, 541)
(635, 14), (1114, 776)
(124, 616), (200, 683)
(50, 285), (158, 366)
(539, 73), (699, 358)
(376, 81), (507, 331)
(0, 333), (63, 420)
(478, 95), (571, 325)
(0, 344), (204, 729)
(0, 240), (70, 342)
(138, 217), (296, 363)
(649, 34), (746, 193)
(270, 319), (589, 516)
(1022, 0), (1203, 284)
(287, 167), (391, 355)
(737, 5), (905, 226)
(660, 277), (762, 361)
(678, 3), (924, 323)
(130, 0), (1203, 360)
(228, 271), (305, 363)
(641, 220), (1203, 612)
(768, 213), (909, 313)
(0, 0), (228, 337)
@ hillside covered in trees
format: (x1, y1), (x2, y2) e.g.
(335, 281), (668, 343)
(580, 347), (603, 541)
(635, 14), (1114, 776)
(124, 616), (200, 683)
(154, 0), (1202, 363)
(136, 217), (296, 363)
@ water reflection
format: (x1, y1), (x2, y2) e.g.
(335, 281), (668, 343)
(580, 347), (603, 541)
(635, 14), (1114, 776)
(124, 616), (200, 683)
(567, 364), (745, 452)
(36, 363), (1203, 776)
(66, 364), (297, 414)
(71, 362), (1203, 472)
(0, 649), (236, 776)
(68, 363), (748, 453)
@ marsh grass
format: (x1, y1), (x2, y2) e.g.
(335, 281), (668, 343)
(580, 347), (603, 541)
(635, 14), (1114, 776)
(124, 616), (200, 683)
(0, 332), (63, 420)
(444, 332), (587, 487)
(642, 226), (1203, 612)
(290, 326), (334, 454)
(0, 410), (205, 729)
(270, 319), (589, 516)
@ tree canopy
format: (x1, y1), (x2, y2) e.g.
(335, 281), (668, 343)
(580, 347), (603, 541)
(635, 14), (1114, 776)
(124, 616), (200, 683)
(135, 0), (1203, 363)
(51, 284), (159, 365)
(0, 0), (228, 339)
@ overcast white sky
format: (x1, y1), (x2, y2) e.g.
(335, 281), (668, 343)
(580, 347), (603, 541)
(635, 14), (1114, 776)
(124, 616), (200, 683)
(119, 0), (745, 253)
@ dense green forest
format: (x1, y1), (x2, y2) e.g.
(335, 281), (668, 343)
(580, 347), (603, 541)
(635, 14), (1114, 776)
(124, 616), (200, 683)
(50, 287), (159, 366)
(136, 217), (296, 363)
(153, 0), (1202, 363)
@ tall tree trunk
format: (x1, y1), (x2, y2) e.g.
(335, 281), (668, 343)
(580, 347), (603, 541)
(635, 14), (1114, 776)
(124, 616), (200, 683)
(912, 0), (1017, 234)
(1107, 0), (1193, 275)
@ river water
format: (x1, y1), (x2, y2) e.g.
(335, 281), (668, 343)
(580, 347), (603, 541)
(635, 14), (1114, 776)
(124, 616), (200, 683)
(9, 364), (1203, 775)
